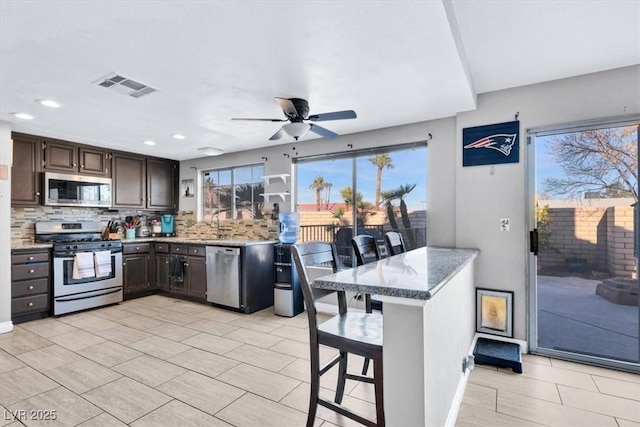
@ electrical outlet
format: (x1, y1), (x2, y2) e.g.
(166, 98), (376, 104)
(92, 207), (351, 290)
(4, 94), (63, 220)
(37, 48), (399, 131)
(500, 218), (510, 231)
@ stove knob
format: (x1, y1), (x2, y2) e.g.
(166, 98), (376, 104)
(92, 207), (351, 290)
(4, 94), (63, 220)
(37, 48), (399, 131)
(73, 245), (78, 250)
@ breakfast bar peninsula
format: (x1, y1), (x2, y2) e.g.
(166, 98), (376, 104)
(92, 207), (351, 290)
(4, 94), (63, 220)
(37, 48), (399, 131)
(313, 246), (480, 427)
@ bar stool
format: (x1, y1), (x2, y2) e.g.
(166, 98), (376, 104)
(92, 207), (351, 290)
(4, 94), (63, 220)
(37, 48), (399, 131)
(351, 235), (384, 375)
(351, 235), (382, 312)
(384, 231), (407, 255)
(291, 241), (385, 427)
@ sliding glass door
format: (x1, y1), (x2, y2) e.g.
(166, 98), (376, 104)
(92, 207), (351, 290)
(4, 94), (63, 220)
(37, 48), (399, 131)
(295, 143), (427, 266)
(528, 119), (639, 371)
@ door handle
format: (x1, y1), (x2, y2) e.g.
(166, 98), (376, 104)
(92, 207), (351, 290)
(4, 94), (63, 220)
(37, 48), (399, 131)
(529, 229), (539, 255)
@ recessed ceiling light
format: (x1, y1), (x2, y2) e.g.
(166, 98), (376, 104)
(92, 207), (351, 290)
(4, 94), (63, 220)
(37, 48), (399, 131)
(38, 99), (60, 108)
(143, 140), (156, 146)
(172, 134), (186, 140)
(198, 147), (224, 156)
(12, 113), (34, 120)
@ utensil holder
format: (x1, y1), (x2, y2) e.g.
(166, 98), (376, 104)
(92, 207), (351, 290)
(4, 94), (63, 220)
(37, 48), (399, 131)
(125, 229), (135, 239)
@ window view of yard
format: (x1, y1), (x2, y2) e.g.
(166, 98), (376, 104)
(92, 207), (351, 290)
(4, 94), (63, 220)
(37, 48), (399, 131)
(535, 124), (638, 364)
(295, 145), (427, 266)
(202, 164), (265, 223)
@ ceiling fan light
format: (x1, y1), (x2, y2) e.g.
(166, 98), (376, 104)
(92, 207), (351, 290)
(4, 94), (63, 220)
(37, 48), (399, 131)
(282, 122), (311, 139)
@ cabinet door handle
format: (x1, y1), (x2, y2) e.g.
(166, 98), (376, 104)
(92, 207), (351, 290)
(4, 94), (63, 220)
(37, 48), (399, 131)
(73, 163), (77, 167)
(184, 263), (189, 267)
(136, 246), (140, 250)
(123, 262), (127, 266)
(28, 302), (34, 307)
(80, 164), (84, 168)
(35, 192), (40, 196)
(28, 285), (34, 290)
(28, 256), (34, 260)
(28, 269), (34, 274)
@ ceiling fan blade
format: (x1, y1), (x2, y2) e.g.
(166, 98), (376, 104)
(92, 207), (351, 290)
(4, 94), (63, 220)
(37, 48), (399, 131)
(309, 124), (338, 140)
(308, 110), (357, 122)
(231, 118), (286, 122)
(269, 128), (285, 141)
(275, 97), (300, 118)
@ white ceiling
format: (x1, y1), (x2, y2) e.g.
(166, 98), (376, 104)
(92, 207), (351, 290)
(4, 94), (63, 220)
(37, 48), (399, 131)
(1, 1), (638, 161)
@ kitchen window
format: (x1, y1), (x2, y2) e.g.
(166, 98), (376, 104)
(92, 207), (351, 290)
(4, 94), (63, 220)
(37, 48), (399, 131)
(202, 164), (265, 222)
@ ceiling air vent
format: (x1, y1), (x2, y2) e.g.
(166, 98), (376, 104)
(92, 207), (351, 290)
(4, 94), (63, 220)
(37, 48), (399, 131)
(95, 73), (158, 98)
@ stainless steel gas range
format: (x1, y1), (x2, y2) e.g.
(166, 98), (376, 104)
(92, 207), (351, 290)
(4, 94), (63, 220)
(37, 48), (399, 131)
(35, 221), (123, 316)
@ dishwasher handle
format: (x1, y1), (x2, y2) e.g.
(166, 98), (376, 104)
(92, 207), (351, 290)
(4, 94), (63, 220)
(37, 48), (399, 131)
(208, 246), (241, 256)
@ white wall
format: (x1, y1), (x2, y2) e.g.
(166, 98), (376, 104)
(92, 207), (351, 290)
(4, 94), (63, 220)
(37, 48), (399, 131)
(455, 65), (640, 339)
(0, 121), (13, 333)
(179, 66), (640, 344)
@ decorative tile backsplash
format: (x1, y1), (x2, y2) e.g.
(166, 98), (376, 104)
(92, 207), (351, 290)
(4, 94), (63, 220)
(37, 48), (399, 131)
(175, 211), (278, 241)
(10, 206), (165, 244)
(11, 207), (278, 244)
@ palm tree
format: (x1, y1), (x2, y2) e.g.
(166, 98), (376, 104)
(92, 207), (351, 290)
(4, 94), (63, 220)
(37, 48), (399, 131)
(324, 183), (333, 210)
(380, 190), (400, 231)
(384, 184), (417, 249)
(369, 153), (395, 206)
(339, 187), (354, 212)
(309, 176), (329, 212)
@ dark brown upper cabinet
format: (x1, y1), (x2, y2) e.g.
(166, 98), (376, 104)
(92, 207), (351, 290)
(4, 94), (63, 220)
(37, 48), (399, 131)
(42, 138), (109, 176)
(112, 153), (177, 210)
(147, 158), (176, 210)
(112, 153), (146, 209)
(11, 133), (41, 206)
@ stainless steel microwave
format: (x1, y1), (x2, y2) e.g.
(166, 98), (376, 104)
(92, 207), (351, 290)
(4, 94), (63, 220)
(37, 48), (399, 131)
(44, 172), (112, 208)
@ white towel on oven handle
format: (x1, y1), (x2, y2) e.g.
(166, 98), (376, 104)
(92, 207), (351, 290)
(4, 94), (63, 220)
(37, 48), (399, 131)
(72, 252), (96, 280)
(93, 250), (112, 278)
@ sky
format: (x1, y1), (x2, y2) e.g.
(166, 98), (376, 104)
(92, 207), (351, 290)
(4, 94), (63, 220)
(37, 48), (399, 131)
(536, 125), (638, 200)
(296, 146), (428, 211)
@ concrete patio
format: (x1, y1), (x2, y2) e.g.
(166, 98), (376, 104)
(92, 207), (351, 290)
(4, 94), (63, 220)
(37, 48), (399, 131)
(538, 275), (639, 363)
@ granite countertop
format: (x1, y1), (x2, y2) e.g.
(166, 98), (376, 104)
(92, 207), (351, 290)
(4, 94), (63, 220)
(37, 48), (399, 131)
(121, 237), (277, 247)
(11, 242), (54, 250)
(313, 246), (480, 301)
(12, 237), (277, 250)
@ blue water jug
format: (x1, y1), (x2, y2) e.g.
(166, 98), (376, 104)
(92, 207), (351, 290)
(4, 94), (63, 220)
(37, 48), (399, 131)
(279, 212), (300, 243)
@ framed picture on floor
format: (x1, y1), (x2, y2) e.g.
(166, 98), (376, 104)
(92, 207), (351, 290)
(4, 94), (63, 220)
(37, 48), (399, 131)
(476, 288), (513, 337)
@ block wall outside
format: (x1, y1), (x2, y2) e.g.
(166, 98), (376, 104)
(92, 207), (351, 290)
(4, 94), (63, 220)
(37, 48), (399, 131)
(538, 205), (636, 278)
(606, 206), (637, 278)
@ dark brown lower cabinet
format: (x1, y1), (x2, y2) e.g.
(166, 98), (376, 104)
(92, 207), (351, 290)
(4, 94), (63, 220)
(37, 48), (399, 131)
(122, 243), (151, 296)
(155, 253), (171, 290)
(167, 244), (206, 299)
(11, 249), (51, 323)
(185, 255), (206, 299)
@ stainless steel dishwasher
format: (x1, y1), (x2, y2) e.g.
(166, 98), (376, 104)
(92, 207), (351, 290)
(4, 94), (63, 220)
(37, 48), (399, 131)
(206, 246), (241, 309)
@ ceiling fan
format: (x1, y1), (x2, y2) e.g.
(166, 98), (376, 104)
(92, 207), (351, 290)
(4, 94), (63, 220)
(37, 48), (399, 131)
(232, 97), (357, 141)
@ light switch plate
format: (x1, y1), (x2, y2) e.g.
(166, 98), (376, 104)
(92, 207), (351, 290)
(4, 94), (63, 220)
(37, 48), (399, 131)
(500, 218), (510, 231)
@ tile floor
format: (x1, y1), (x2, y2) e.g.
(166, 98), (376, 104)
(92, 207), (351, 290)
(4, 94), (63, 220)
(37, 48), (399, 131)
(0, 295), (637, 426)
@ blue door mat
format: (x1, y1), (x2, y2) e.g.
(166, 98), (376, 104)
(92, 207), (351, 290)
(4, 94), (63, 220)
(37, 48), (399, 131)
(473, 338), (522, 373)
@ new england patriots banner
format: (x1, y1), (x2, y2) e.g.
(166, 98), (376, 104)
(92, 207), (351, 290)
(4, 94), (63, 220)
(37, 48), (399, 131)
(463, 120), (519, 167)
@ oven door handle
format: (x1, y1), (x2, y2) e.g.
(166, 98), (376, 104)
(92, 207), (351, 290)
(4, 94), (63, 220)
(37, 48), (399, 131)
(55, 287), (121, 302)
